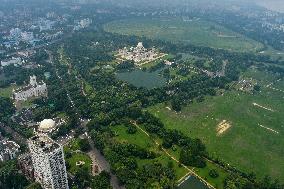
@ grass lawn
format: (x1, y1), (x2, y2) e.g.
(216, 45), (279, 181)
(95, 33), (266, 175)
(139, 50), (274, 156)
(0, 85), (16, 98)
(112, 125), (228, 188)
(195, 161), (228, 189)
(148, 69), (284, 182)
(68, 138), (81, 151)
(104, 17), (264, 52)
(112, 125), (188, 180)
(65, 151), (92, 175)
(64, 139), (92, 175)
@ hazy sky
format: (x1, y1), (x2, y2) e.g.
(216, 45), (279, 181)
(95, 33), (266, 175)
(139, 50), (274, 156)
(251, 0), (284, 12)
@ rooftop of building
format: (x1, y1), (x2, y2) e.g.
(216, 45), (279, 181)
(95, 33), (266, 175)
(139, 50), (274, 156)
(13, 81), (46, 93)
(0, 139), (20, 153)
(29, 134), (60, 153)
(38, 119), (56, 133)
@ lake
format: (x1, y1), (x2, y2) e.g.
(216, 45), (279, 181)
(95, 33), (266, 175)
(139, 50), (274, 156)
(116, 69), (166, 89)
(178, 176), (210, 189)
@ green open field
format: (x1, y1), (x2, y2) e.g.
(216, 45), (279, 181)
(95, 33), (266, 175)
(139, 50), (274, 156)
(65, 152), (92, 174)
(112, 125), (188, 179)
(149, 68), (284, 182)
(0, 85), (16, 98)
(104, 17), (264, 52)
(112, 125), (229, 188)
(64, 140), (92, 175)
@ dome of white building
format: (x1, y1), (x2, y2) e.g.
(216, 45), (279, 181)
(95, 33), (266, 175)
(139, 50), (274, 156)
(39, 119), (56, 133)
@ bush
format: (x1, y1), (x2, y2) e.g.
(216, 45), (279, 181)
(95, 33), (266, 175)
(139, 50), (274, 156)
(78, 138), (91, 152)
(127, 126), (137, 134)
(209, 169), (219, 178)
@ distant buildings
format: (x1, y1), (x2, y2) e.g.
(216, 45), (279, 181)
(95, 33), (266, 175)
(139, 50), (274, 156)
(11, 107), (36, 127)
(74, 18), (92, 30)
(0, 139), (20, 162)
(9, 28), (22, 40)
(1, 57), (22, 67)
(28, 134), (69, 189)
(21, 32), (34, 42)
(17, 50), (36, 58)
(117, 42), (163, 65)
(164, 60), (174, 66)
(13, 75), (47, 102)
(39, 19), (55, 32)
(9, 28), (35, 43)
(237, 78), (257, 93)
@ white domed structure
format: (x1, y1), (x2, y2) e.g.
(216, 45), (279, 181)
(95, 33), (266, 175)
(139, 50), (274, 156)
(39, 119), (56, 133)
(137, 42), (144, 49)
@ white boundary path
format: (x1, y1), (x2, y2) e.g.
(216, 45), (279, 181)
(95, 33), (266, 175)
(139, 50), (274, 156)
(258, 124), (279, 134)
(252, 102), (275, 112)
(130, 121), (217, 189)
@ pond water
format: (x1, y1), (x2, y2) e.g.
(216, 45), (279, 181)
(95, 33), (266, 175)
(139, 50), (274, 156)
(116, 69), (166, 89)
(178, 176), (209, 189)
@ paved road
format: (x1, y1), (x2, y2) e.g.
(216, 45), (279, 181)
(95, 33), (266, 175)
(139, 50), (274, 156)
(80, 120), (123, 189)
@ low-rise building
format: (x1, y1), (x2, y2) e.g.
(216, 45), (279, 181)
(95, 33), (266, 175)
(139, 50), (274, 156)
(0, 139), (20, 162)
(1, 57), (22, 67)
(13, 75), (47, 102)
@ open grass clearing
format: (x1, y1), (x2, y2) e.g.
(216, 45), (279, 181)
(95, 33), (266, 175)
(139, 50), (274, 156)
(112, 125), (188, 179)
(112, 124), (228, 188)
(148, 81), (284, 181)
(104, 17), (264, 52)
(0, 85), (17, 98)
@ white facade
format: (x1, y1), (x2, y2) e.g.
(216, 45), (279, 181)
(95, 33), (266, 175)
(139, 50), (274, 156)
(21, 32), (34, 42)
(1, 57), (22, 67)
(10, 28), (22, 39)
(13, 75), (47, 101)
(0, 140), (20, 162)
(28, 134), (69, 189)
(118, 42), (157, 63)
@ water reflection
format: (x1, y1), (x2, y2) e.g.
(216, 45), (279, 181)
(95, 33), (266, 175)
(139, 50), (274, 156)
(116, 69), (166, 89)
(178, 176), (209, 189)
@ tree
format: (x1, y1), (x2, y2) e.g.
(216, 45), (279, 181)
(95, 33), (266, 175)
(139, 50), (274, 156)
(78, 138), (91, 152)
(0, 97), (15, 120)
(126, 126), (137, 134)
(0, 161), (30, 189)
(179, 144), (206, 168)
(171, 98), (181, 112)
(91, 171), (111, 189)
(74, 167), (91, 188)
(209, 169), (219, 178)
(253, 85), (261, 92)
(25, 182), (42, 189)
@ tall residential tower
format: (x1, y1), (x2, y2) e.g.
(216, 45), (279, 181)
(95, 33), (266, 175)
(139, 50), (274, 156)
(28, 134), (69, 189)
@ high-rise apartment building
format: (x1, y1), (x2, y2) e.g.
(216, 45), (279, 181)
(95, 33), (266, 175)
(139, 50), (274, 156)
(28, 134), (69, 189)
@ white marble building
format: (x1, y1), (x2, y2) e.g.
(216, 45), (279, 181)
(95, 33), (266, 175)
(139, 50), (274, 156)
(118, 42), (158, 63)
(13, 75), (47, 101)
(28, 134), (69, 189)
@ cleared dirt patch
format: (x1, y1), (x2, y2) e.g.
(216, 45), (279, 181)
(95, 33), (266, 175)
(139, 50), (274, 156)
(216, 120), (232, 136)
